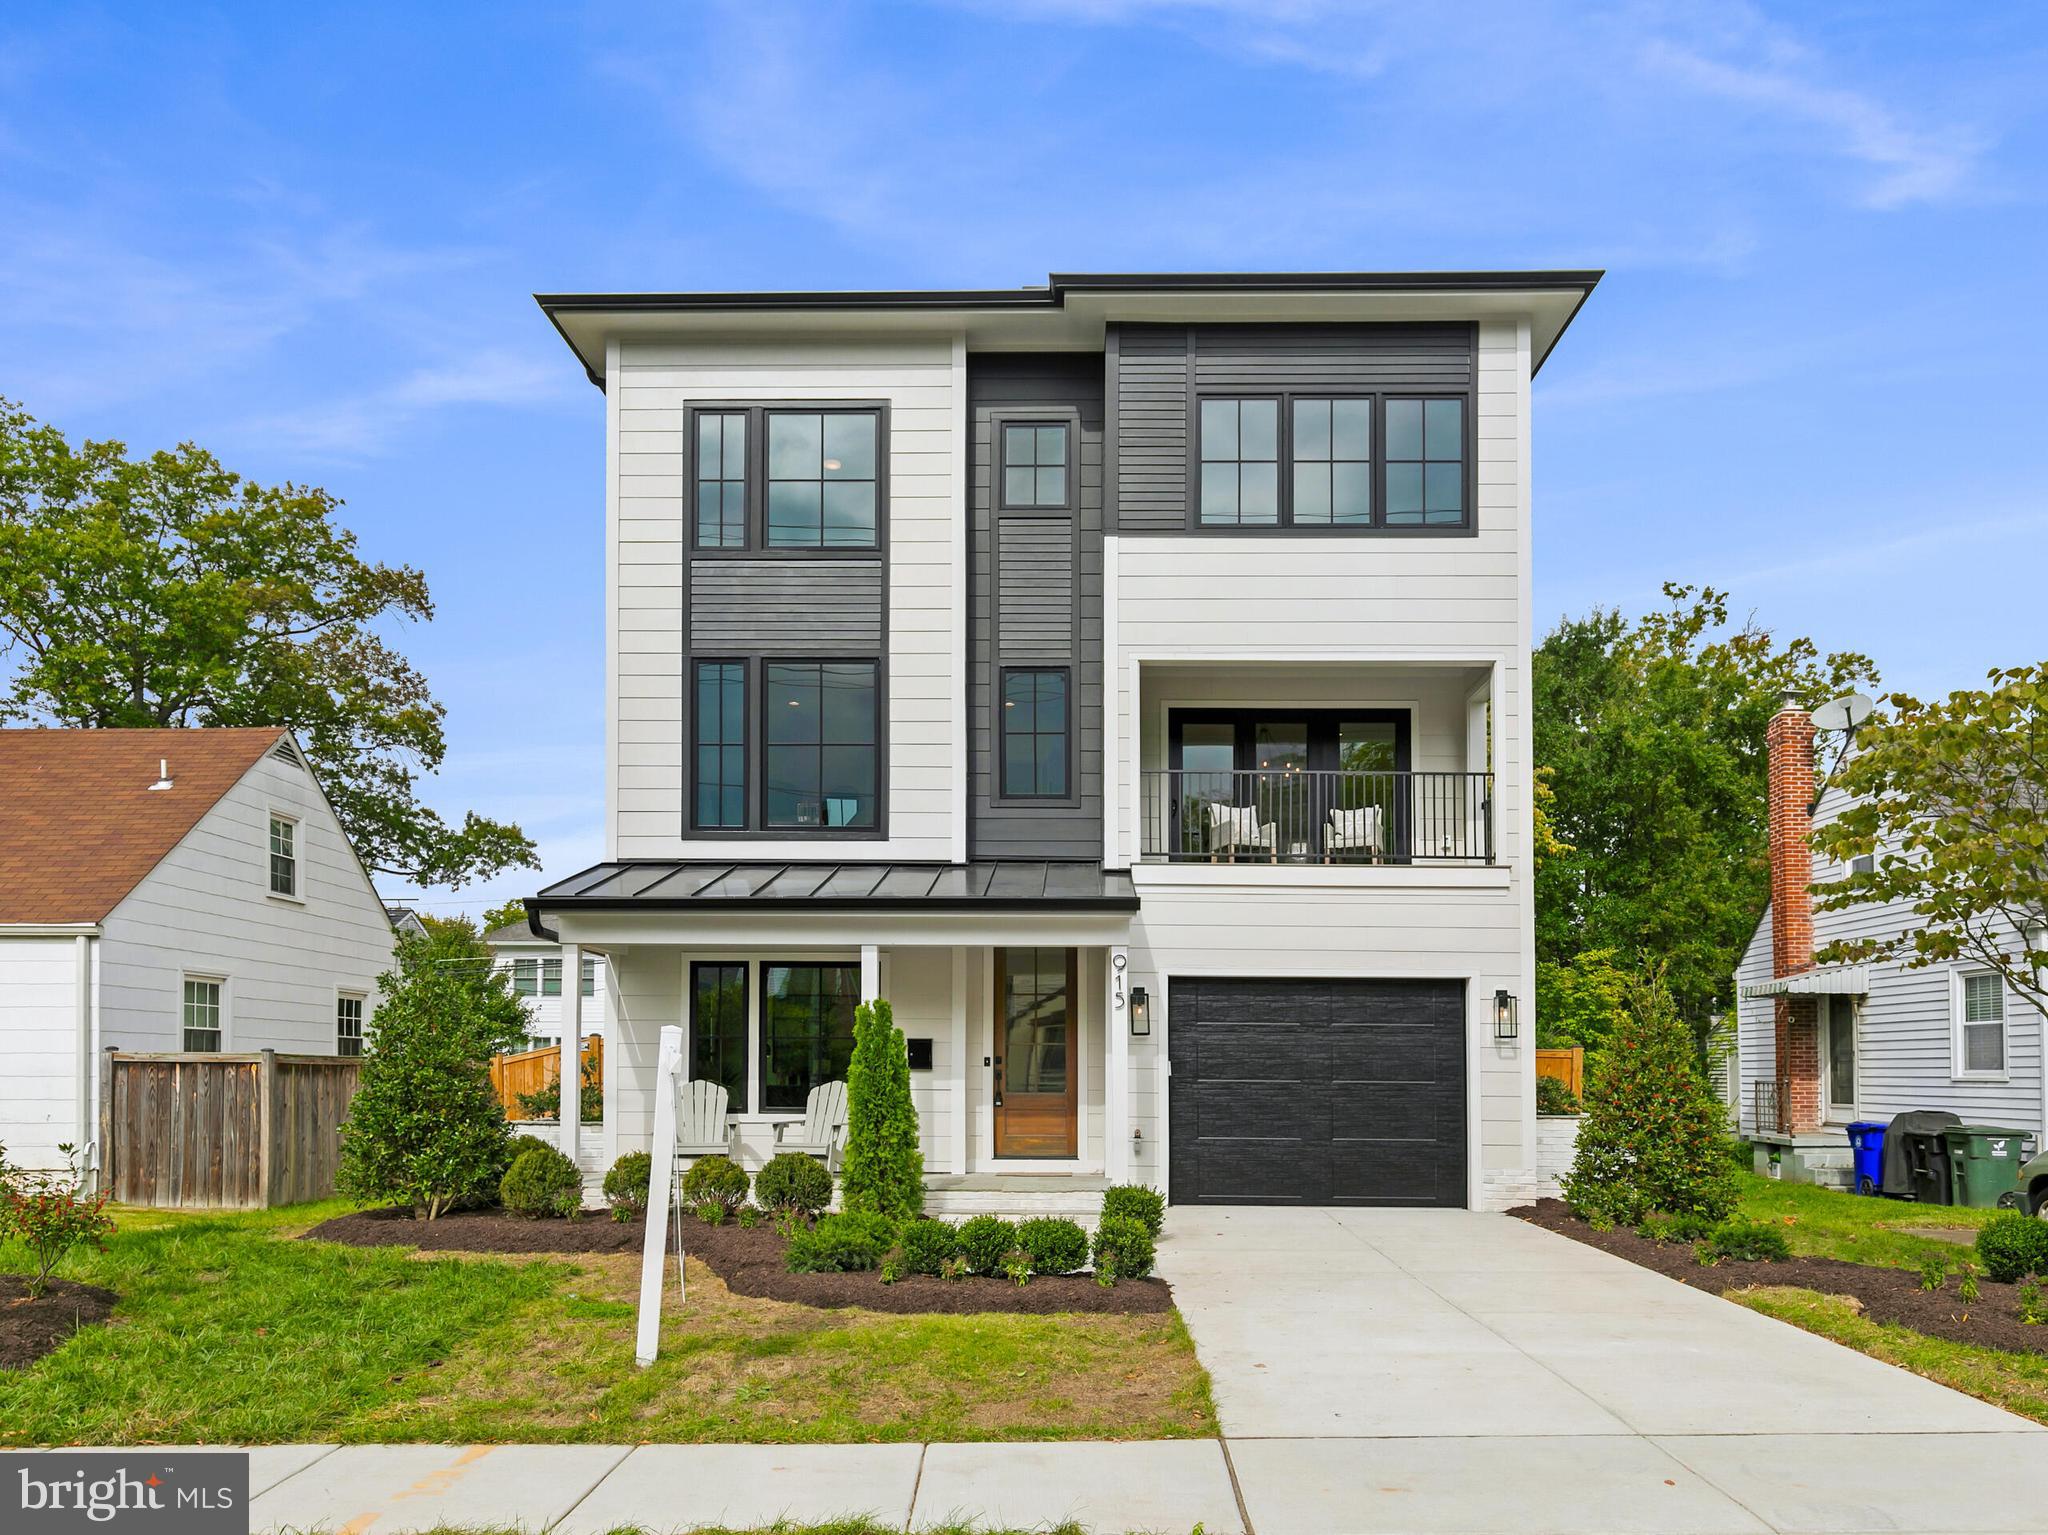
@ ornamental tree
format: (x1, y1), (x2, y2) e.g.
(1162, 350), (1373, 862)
(1561, 968), (1736, 1227)
(1814, 664), (2048, 1024)
(839, 998), (924, 1221)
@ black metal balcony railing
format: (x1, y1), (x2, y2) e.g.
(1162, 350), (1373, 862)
(1138, 769), (1495, 864)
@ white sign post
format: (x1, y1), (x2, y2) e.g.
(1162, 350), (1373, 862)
(635, 1024), (684, 1367)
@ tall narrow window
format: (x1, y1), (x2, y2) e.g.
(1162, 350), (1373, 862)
(581, 956), (597, 997)
(541, 957), (563, 997)
(694, 660), (747, 828)
(1001, 669), (1069, 798)
(1198, 398), (1279, 525)
(268, 814), (297, 896)
(1959, 972), (2006, 1075)
(512, 957), (539, 997)
(765, 661), (878, 829)
(1001, 422), (1069, 509)
(1384, 398), (1465, 526)
(767, 411), (878, 547)
(761, 964), (859, 1110)
(183, 978), (223, 1052)
(690, 961), (749, 1107)
(694, 411), (747, 548)
(1291, 399), (1372, 525)
(336, 993), (366, 1057)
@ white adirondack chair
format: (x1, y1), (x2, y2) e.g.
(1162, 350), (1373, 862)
(674, 1078), (737, 1161)
(773, 1080), (849, 1171)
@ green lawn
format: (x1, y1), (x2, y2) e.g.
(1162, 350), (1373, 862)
(1731, 1169), (1997, 1269)
(0, 1203), (1212, 1448)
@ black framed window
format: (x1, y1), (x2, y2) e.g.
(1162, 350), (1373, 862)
(690, 961), (749, 1106)
(1000, 668), (1069, 798)
(1198, 398), (1280, 525)
(765, 661), (879, 829)
(693, 660), (747, 829)
(1001, 422), (1069, 509)
(1384, 398), (1465, 526)
(694, 411), (747, 548)
(767, 411), (879, 548)
(762, 963), (859, 1110)
(1291, 399), (1373, 526)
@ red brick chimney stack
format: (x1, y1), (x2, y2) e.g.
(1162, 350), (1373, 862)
(1765, 690), (1821, 1131)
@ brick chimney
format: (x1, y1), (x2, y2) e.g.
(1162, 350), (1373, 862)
(1765, 691), (1821, 1132)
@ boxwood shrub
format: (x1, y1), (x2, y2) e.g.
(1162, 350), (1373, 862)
(1696, 1219), (1791, 1264)
(1092, 1214), (1156, 1282)
(500, 1146), (582, 1219)
(755, 1152), (834, 1219)
(603, 1150), (652, 1222)
(1100, 1184), (1165, 1237)
(898, 1217), (959, 1277)
(785, 1210), (897, 1274)
(680, 1154), (749, 1211)
(1976, 1211), (2048, 1284)
(1016, 1216), (1089, 1276)
(957, 1214), (1017, 1277)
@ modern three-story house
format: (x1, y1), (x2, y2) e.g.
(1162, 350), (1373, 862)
(528, 270), (1599, 1211)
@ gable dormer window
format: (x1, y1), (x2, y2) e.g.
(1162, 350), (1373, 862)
(268, 814), (297, 897)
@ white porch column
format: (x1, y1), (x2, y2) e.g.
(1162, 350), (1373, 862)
(1107, 945), (1131, 1180)
(559, 941), (582, 1165)
(860, 943), (881, 1004)
(949, 947), (969, 1174)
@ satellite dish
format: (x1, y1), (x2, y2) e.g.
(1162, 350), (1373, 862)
(1813, 693), (1874, 732)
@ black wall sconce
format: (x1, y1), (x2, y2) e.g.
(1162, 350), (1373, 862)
(1493, 989), (1519, 1041)
(1129, 986), (1151, 1037)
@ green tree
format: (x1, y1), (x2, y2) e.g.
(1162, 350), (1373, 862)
(1535, 583), (1877, 1038)
(1561, 969), (1736, 1226)
(839, 998), (924, 1221)
(335, 951), (529, 1218)
(479, 898), (530, 936)
(1814, 664), (2048, 1023)
(1535, 947), (1633, 1073)
(0, 399), (535, 888)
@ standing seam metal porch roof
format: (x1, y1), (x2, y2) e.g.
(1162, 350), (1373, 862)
(528, 860), (1140, 922)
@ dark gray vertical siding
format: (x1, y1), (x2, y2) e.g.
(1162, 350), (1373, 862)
(968, 353), (1104, 860)
(1107, 322), (1478, 533)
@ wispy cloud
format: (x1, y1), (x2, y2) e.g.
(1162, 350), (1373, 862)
(242, 347), (575, 459)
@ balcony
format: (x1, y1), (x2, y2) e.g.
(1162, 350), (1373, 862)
(1138, 768), (1494, 864)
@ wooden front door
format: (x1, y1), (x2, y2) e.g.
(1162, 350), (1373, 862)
(994, 947), (1078, 1158)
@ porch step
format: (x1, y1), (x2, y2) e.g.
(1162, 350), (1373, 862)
(923, 1174), (1109, 1220)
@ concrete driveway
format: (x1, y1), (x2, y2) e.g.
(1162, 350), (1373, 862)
(1159, 1206), (2047, 1535)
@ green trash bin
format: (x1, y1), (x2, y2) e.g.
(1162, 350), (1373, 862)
(1943, 1125), (2036, 1209)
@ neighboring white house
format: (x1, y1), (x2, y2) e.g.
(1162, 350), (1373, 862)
(0, 727), (398, 1175)
(484, 921), (608, 1048)
(526, 270), (1600, 1210)
(1735, 697), (2045, 1186)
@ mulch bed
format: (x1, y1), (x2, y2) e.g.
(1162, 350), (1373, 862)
(303, 1207), (1175, 1316)
(1513, 1197), (2048, 1356)
(2, 1276), (119, 1370)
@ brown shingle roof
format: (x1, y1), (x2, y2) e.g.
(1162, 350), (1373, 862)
(0, 727), (287, 924)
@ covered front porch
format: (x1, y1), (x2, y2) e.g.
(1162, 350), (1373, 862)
(524, 860), (1150, 1202)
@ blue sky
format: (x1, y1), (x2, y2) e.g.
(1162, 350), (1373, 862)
(3, 2), (2044, 917)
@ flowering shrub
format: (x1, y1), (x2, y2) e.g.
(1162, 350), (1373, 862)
(2, 1145), (116, 1299)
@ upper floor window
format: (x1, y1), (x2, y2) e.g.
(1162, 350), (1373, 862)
(183, 977), (223, 1052)
(1001, 668), (1069, 798)
(1198, 398), (1279, 526)
(581, 955), (597, 997)
(689, 405), (883, 552)
(1001, 422), (1070, 509)
(336, 993), (366, 1057)
(768, 411), (879, 548)
(511, 956), (561, 997)
(268, 814), (297, 897)
(1192, 394), (1469, 531)
(695, 412), (747, 548)
(541, 957), (563, 997)
(1956, 971), (2006, 1077)
(694, 660), (747, 829)
(765, 661), (880, 829)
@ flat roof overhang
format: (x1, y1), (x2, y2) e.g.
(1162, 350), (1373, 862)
(536, 269), (1602, 387)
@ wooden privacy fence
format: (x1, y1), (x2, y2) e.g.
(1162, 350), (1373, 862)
(490, 1036), (602, 1120)
(1535, 1046), (1585, 1100)
(99, 1049), (364, 1209)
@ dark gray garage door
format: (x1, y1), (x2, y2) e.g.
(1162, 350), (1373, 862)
(1167, 977), (1467, 1206)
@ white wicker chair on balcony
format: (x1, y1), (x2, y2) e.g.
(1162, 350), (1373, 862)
(1206, 801), (1276, 861)
(1325, 805), (1384, 862)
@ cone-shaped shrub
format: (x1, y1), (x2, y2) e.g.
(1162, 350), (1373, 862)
(1560, 969), (1735, 1227)
(839, 998), (925, 1221)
